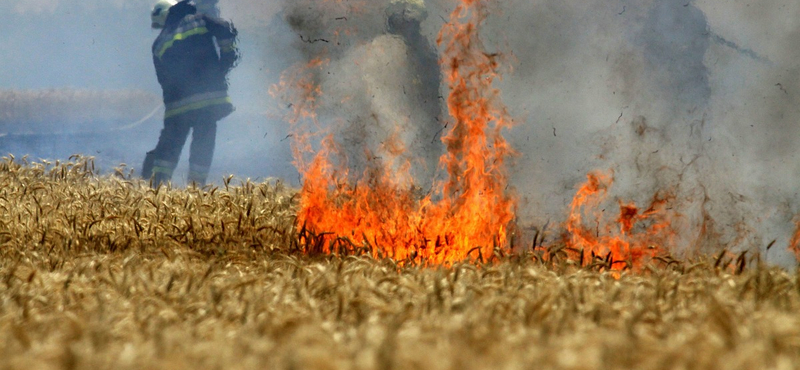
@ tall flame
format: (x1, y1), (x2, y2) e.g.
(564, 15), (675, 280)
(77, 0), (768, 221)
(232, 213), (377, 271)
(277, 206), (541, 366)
(278, 0), (516, 265)
(273, 2), (800, 270)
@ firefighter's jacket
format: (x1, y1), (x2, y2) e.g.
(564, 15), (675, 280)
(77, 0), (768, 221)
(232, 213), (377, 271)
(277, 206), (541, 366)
(152, 1), (238, 120)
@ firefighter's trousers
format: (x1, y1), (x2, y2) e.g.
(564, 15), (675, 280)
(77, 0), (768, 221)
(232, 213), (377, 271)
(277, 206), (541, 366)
(141, 109), (217, 187)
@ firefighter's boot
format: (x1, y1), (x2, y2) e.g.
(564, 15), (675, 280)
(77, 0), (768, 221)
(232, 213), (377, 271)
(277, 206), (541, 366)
(141, 150), (156, 181)
(187, 163), (210, 187)
(151, 159), (176, 188)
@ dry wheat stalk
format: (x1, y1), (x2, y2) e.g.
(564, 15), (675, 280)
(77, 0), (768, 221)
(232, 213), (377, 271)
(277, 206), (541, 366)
(0, 157), (798, 370)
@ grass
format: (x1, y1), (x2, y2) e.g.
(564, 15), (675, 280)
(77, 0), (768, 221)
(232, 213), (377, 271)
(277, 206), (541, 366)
(1, 156), (799, 370)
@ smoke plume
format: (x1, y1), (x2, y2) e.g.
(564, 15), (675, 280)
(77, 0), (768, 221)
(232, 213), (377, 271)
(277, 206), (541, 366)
(270, 0), (800, 266)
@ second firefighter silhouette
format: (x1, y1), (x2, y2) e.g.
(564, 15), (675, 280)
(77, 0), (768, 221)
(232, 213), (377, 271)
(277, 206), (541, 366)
(386, 0), (442, 131)
(142, 0), (239, 186)
(384, 0), (444, 186)
(638, 0), (710, 114)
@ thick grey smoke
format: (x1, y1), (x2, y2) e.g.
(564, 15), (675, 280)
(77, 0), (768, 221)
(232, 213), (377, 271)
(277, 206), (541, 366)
(487, 0), (800, 265)
(272, 0), (447, 189)
(4, 0), (800, 265)
(516, 0), (791, 266)
(273, 0), (800, 266)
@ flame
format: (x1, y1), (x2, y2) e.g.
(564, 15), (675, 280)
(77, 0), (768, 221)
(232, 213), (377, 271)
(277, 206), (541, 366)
(564, 171), (677, 271)
(273, 2), (800, 271)
(277, 0), (516, 265)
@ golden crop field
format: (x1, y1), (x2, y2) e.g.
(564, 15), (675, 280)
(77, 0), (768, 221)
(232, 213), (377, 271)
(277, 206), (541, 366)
(1, 157), (799, 370)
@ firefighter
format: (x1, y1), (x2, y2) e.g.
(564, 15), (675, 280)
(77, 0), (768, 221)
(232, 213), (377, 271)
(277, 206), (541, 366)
(385, 0), (441, 125)
(141, 0), (239, 187)
(384, 0), (444, 185)
(638, 0), (710, 114)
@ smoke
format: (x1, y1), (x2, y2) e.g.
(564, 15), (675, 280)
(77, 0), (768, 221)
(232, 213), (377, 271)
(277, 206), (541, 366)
(4, 0), (800, 265)
(484, 0), (800, 265)
(273, 0), (800, 266)
(269, 0), (450, 189)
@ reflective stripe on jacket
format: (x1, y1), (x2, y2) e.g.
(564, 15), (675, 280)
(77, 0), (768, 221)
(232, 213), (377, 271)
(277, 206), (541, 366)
(153, 15), (211, 59)
(164, 91), (231, 118)
(152, 1), (238, 119)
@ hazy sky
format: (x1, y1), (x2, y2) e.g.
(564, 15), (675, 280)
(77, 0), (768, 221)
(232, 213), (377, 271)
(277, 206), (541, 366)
(1, 2), (153, 89)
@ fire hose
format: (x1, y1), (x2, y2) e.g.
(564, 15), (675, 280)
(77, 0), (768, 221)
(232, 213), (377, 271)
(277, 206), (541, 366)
(0, 102), (164, 138)
(114, 102), (164, 131)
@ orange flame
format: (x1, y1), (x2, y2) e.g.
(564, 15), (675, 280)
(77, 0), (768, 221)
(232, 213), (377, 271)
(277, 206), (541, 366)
(565, 171), (677, 271)
(274, 2), (800, 271)
(278, 0), (516, 265)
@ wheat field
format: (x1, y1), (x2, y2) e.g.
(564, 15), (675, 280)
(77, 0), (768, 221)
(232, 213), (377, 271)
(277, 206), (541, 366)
(1, 157), (799, 370)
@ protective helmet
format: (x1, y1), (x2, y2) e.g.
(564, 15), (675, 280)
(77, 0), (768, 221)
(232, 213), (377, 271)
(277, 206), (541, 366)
(386, 0), (427, 34)
(386, 0), (427, 22)
(151, 0), (177, 29)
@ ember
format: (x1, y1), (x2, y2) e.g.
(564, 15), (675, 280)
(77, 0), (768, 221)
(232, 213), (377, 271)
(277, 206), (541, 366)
(789, 220), (800, 263)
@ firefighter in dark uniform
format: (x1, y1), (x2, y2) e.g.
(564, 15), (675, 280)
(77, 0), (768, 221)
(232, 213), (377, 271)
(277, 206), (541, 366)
(385, 0), (442, 129)
(385, 0), (444, 184)
(141, 0), (239, 187)
(638, 0), (710, 114)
